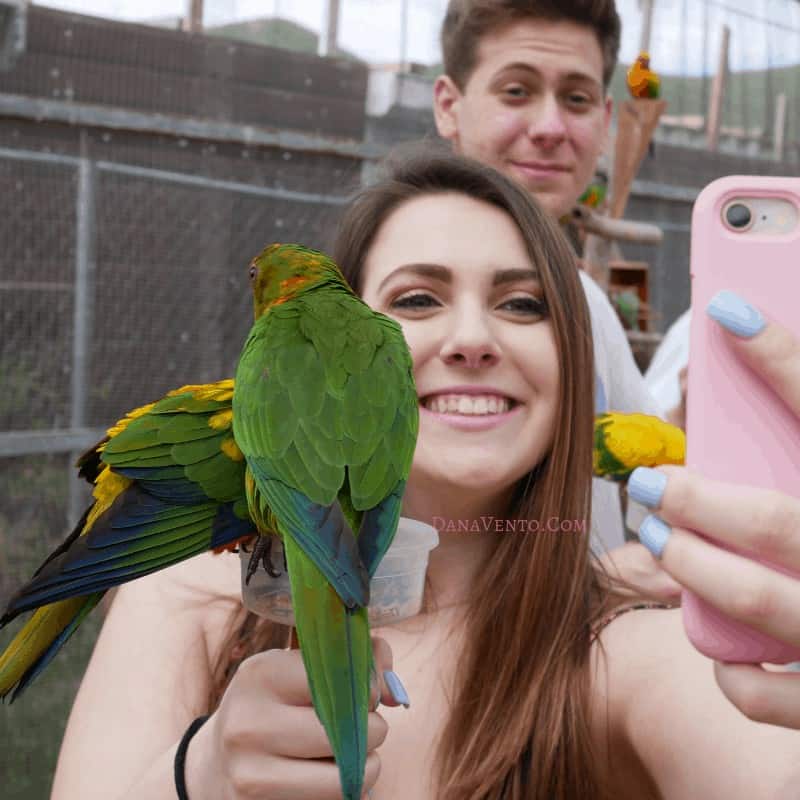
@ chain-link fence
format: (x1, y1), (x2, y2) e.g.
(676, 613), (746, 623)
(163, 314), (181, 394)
(0, 138), (370, 797)
(0, 8), (377, 793)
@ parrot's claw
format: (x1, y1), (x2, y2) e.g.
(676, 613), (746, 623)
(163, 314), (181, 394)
(245, 536), (282, 584)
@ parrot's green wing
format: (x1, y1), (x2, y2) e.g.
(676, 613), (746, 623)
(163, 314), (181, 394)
(233, 289), (418, 800)
(0, 380), (253, 701)
(234, 297), (417, 600)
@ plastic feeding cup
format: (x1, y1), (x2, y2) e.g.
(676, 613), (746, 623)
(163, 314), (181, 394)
(240, 517), (439, 627)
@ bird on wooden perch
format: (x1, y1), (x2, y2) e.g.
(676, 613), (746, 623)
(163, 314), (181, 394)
(627, 51), (661, 99)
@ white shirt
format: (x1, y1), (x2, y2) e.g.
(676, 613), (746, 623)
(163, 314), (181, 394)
(578, 271), (667, 555)
(644, 308), (692, 414)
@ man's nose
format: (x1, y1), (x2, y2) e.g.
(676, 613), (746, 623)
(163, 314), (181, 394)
(526, 93), (568, 147)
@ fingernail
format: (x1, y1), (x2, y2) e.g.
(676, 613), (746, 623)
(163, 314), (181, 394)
(627, 467), (667, 509)
(383, 670), (410, 708)
(369, 671), (380, 711)
(638, 514), (672, 559)
(707, 290), (765, 338)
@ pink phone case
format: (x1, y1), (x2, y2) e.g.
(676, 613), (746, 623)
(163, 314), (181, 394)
(685, 174), (800, 664)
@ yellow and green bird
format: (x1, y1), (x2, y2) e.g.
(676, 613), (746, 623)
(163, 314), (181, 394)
(627, 51), (661, 99)
(594, 411), (685, 482)
(232, 244), (418, 800)
(0, 380), (254, 701)
(579, 170), (608, 209)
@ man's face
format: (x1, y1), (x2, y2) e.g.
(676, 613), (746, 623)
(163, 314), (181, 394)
(434, 19), (613, 219)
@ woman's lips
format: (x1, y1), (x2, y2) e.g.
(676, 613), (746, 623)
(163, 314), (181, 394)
(420, 402), (524, 432)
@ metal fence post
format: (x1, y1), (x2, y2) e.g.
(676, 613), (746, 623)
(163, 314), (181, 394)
(67, 145), (96, 527)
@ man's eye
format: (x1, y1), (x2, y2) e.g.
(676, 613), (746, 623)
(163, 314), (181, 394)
(502, 85), (528, 99)
(391, 292), (441, 309)
(499, 296), (548, 315)
(566, 93), (591, 107)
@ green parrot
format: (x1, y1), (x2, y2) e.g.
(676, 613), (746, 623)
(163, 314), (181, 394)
(612, 288), (641, 331)
(0, 380), (255, 701)
(578, 170), (608, 209)
(232, 243), (418, 800)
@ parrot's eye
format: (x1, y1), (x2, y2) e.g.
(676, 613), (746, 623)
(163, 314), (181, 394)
(249, 265), (258, 281)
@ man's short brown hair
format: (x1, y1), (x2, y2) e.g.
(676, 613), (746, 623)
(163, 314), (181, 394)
(441, 0), (621, 91)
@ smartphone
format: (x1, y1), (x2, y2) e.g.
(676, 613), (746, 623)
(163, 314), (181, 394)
(685, 175), (800, 664)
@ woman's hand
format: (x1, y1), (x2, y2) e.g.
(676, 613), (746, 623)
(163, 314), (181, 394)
(186, 636), (405, 799)
(625, 291), (800, 729)
(597, 541), (682, 602)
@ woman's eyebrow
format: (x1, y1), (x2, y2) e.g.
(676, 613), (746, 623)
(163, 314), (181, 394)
(377, 263), (451, 292)
(492, 268), (539, 286)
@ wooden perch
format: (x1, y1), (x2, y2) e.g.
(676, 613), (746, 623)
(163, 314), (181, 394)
(569, 204), (663, 245)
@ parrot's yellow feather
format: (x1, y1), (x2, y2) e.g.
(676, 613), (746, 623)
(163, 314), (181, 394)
(594, 412), (685, 481)
(0, 598), (87, 694)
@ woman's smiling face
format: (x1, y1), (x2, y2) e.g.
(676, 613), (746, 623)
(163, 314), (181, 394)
(360, 191), (560, 498)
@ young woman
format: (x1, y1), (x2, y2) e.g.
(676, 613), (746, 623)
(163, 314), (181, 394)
(50, 154), (800, 800)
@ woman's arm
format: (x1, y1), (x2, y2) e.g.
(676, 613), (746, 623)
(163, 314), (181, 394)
(50, 551), (238, 799)
(598, 607), (800, 800)
(50, 549), (397, 799)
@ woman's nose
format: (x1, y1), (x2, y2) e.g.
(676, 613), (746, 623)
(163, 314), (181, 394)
(442, 348), (499, 368)
(439, 314), (501, 368)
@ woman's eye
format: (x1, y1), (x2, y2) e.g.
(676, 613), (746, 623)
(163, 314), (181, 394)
(391, 292), (441, 310)
(499, 296), (548, 315)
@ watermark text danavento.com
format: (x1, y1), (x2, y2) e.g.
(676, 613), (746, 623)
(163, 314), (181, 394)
(432, 516), (588, 534)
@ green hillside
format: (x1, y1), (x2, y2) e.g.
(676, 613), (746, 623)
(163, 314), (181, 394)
(208, 16), (357, 61)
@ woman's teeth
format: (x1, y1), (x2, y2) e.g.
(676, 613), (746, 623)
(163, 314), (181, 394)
(423, 395), (512, 415)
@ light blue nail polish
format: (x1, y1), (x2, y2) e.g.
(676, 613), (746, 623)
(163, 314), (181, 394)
(638, 515), (672, 559)
(383, 670), (410, 708)
(706, 290), (765, 338)
(627, 467), (667, 509)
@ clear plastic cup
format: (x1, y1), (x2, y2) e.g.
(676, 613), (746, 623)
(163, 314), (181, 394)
(240, 517), (439, 626)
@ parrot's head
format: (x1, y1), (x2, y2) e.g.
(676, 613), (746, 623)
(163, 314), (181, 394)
(248, 243), (347, 319)
(637, 52), (651, 69)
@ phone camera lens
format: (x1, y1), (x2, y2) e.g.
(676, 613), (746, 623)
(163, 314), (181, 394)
(725, 203), (752, 230)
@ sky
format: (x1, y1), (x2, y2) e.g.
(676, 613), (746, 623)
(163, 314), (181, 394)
(35, 0), (800, 75)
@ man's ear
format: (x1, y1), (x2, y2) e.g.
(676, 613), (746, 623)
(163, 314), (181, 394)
(433, 75), (462, 142)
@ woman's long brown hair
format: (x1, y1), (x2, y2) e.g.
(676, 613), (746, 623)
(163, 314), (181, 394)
(209, 151), (625, 798)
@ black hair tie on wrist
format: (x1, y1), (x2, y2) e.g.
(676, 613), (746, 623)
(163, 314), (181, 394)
(174, 714), (210, 800)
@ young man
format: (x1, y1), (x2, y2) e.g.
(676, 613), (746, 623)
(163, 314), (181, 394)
(431, 0), (675, 594)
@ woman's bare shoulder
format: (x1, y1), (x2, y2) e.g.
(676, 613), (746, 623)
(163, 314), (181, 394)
(591, 606), (685, 726)
(591, 606), (800, 799)
(589, 607), (680, 799)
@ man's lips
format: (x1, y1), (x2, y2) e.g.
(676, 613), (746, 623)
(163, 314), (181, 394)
(510, 161), (572, 176)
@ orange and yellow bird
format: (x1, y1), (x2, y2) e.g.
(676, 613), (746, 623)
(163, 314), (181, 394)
(627, 51), (660, 99)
